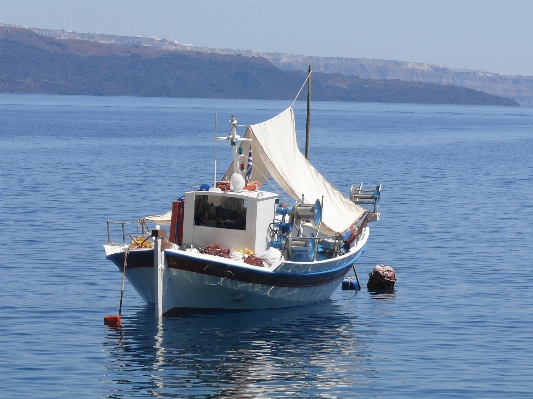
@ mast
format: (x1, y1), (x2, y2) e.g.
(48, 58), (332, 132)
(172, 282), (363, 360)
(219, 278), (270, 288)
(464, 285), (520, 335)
(305, 65), (312, 159)
(215, 115), (250, 191)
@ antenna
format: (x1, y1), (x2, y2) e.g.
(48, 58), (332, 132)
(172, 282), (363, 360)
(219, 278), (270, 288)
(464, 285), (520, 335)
(305, 65), (311, 159)
(213, 113), (218, 186)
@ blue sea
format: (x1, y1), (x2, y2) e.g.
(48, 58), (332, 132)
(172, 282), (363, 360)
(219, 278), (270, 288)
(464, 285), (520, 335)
(1, 94), (532, 398)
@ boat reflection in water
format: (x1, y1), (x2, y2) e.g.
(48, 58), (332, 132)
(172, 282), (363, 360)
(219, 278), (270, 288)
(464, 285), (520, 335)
(368, 290), (396, 300)
(102, 299), (378, 398)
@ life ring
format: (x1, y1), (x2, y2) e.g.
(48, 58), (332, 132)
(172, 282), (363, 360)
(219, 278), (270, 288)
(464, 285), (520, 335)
(216, 181), (231, 191)
(244, 181), (261, 191)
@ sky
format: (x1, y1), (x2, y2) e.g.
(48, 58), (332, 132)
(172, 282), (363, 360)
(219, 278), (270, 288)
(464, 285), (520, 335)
(1, 0), (532, 76)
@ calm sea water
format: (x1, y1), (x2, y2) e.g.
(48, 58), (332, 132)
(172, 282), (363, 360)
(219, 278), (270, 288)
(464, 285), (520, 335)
(1, 94), (532, 398)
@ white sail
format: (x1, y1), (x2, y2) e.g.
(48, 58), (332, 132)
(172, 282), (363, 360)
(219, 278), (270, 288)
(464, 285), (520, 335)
(226, 107), (365, 235)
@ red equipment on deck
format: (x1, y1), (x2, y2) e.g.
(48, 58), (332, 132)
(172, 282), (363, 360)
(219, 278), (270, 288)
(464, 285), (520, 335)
(170, 198), (185, 244)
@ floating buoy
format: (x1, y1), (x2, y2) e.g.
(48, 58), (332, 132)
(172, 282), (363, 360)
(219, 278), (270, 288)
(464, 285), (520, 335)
(104, 315), (121, 327)
(341, 277), (360, 290)
(367, 264), (397, 290)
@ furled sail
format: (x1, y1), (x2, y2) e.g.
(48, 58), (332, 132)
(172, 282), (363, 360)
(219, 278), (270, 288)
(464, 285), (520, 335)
(145, 210), (172, 225)
(226, 107), (365, 235)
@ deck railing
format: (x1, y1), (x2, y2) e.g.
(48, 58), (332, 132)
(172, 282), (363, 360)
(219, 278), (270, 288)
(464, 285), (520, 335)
(106, 219), (149, 244)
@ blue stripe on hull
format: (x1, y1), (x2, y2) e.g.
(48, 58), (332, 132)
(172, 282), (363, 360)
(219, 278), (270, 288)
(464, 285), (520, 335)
(166, 248), (364, 288)
(107, 249), (154, 271)
(107, 246), (365, 293)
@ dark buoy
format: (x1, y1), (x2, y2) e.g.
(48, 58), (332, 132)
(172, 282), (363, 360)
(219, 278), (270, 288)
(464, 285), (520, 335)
(367, 264), (397, 290)
(342, 277), (360, 290)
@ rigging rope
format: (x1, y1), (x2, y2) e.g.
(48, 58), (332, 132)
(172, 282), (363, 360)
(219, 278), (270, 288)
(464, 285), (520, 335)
(253, 164), (293, 205)
(290, 70), (312, 108)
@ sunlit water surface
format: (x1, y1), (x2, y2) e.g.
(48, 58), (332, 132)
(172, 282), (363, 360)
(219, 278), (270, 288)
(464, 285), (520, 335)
(1, 95), (532, 398)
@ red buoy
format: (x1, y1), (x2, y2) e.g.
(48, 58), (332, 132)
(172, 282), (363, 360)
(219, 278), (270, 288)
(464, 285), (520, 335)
(104, 315), (121, 327)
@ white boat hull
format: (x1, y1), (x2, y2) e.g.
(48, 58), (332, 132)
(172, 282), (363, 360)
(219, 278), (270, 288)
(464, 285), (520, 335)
(105, 228), (369, 315)
(163, 265), (344, 313)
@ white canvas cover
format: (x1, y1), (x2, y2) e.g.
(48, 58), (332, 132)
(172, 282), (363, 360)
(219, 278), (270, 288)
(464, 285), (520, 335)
(145, 210), (172, 225)
(225, 107), (365, 235)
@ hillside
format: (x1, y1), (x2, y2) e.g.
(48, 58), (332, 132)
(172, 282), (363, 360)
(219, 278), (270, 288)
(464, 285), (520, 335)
(28, 25), (533, 106)
(267, 55), (533, 106)
(0, 25), (518, 106)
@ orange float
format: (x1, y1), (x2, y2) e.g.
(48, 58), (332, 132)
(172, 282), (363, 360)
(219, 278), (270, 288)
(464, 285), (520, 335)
(244, 181), (261, 191)
(215, 181), (231, 191)
(104, 315), (121, 327)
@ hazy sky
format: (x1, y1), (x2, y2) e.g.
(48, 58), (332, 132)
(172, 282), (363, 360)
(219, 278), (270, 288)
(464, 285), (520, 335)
(1, 0), (532, 76)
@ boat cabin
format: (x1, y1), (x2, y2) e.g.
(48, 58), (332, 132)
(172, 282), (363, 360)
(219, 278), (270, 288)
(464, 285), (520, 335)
(182, 189), (278, 253)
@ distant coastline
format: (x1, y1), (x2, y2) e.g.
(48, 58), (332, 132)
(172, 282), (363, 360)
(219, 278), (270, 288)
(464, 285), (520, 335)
(0, 24), (520, 106)
(26, 24), (533, 106)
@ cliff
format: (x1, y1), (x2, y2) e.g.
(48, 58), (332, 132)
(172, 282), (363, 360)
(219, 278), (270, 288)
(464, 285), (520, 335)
(28, 25), (533, 106)
(0, 25), (518, 106)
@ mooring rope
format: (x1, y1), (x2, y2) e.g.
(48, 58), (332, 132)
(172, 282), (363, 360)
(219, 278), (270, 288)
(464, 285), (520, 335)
(118, 245), (131, 316)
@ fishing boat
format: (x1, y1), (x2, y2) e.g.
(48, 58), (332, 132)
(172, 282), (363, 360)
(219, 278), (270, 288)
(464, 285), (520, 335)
(104, 74), (381, 317)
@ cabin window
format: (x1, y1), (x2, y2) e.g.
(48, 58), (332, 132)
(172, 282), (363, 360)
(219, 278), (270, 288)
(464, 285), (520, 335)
(194, 195), (247, 230)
